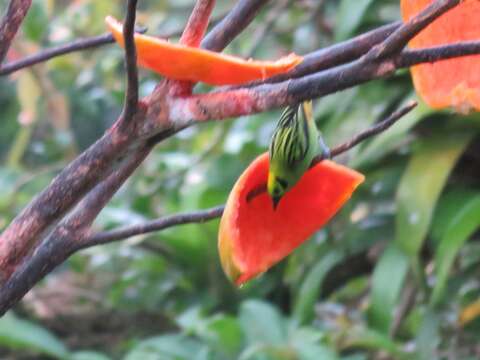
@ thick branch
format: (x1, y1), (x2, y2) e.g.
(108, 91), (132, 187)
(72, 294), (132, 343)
(173, 38), (480, 123)
(242, 21), (401, 87)
(122, 0), (139, 122)
(0, 0), (31, 63)
(201, 0), (270, 52)
(0, 104), (148, 282)
(0, 145), (151, 315)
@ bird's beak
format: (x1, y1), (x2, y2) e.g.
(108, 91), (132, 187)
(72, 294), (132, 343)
(272, 196), (281, 210)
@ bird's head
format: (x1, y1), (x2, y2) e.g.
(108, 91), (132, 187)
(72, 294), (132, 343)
(267, 171), (289, 210)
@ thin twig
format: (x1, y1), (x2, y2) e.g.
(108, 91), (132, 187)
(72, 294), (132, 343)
(311, 101), (418, 166)
(122, 0), (139, 123)
(0, 33), (114, 76)
(371, 0), (459, 59)
(230, 21), (401, 89)
(0, 10), (239, 77)
(180, 0), (216, 47)
(170, 0), (216, 96)
(0, 0), (32, 63)
(246, 0), (291, 56)
(81, 205), (225, 249)
(398, 41), (480, 67)
(202, 0), (270, 52)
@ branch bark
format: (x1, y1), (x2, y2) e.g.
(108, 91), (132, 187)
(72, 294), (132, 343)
(0, 145), (152, 315)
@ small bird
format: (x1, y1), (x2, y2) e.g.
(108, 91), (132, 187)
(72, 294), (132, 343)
(267, 100), (330, 209)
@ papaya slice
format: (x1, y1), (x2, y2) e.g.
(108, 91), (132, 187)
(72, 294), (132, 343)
(401, 0), (480, 111)
(105, 16), (303, 86)
(218, 153), (364, 285)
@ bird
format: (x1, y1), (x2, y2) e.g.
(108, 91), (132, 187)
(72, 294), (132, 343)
(267, 100), (330, 209)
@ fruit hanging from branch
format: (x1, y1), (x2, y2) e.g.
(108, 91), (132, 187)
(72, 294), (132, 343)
(218, 153), (364, 285)
(401, 0), (480, 111)
(105, 16), (303, 86)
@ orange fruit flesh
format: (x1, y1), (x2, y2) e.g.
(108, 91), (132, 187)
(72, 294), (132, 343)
(105, 16), (303, 86)
(401, 0), (480, 111)
(218, 153), (364, 285)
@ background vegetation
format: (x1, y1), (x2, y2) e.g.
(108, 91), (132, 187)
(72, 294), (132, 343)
(1, 0), (480, 359)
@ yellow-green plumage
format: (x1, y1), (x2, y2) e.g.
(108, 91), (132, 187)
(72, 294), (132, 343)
(267, 101), (326, 208)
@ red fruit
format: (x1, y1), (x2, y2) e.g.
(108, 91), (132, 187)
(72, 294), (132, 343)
(401, 0), (480, 111)
(218, 153), (364, 285)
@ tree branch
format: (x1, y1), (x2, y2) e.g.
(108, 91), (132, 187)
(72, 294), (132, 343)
(311, 101), (418, 166)
(180, 0), (216, 47)
(370, 0), (459, 59)
(172, 37), (480, 124)
(398, 41), (480, 67)
(122, 0), (139, 123)
(170, 0), (216, 96)
(0, 33), (115, 76)
(0, 112), (146, 282)
(0, 145), (152, 315)
(0, 0), (31, 63)
(81, 205), (225, 249)
(238, 21), (401, 88)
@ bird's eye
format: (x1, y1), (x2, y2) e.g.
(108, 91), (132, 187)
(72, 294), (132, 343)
(277, 178), (288, 189)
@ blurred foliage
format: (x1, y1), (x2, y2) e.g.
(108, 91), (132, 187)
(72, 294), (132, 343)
(1, 0), (480, 359)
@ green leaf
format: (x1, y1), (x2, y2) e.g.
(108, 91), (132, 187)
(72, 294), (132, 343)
(123, 334), (208, 360)
(430, 194), (480, 306)
(293, 251), (344, 325)
(70, 351), (112, 360)
(415, 308), (440, 360)
(0, 313), (69, 358)
(204, 316), (243, 356)
(430, 188), (479, 244)
(368, 244), (409, 333)
(239, 300), (286, 346)
(395, 130), (474, 256)
(23, 1), (49, 42)
(340, 327), (409, 360)
(290, 327), (338, 360)
(334, 0), (375, 41)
